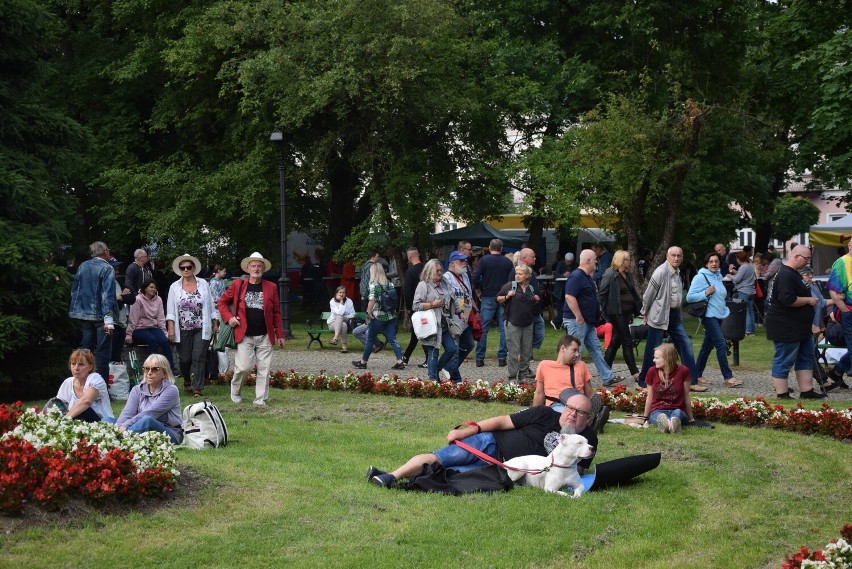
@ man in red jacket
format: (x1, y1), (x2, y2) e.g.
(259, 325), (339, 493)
(218, 252), (286, 405)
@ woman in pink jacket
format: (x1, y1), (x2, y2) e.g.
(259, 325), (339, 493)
(125, 279), (177, 374)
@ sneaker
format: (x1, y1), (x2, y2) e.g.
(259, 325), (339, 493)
(371, 473), (397, 488)
(253, 398), (266, 406)
(602, 379), (618, 388)
(475, 359), (485, 368)
(418, 362), (428, 369)
(498, 359), (507, 367)
(689, 384), (709, 392)
(777, 392), (793, 399)
(836, 379), (850, 390)
(656, 415), (670, 433)
(799, 389), (827, 399)
(401, 356), (409, 365)
(439, 369), (451, 380)
(669, 416), (683, 434)
(596, 406), (610, 434)
(230, 394), (242, 404)
(391, 362), (406, 370)
(352, 360), (367, 369)
(366, 466), (387, 482)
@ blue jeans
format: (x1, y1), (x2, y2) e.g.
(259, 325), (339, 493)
(132, 328), (177, 371)
(448, 327), (474, 381)
(736, 291), (755, 334)
(432, 432), (497, 473)
(78, 319), (111, 382)
(425, 327), (458, 380)
(532, 315), (545, 350)
(564, 319), (613, 382)
(650, 408), (689, 425)
(638, 309), (697, 387)
(127, 415), (181, 444)
(696, 317), (733, 380)
(476, 296), (507, 361)
(362, 318), (403, 361)
(771, 335), (815, 378)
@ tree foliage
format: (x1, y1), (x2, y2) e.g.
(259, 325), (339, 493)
(772, 195), (821, 242)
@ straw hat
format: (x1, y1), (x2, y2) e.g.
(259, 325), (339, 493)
(172, 254), (202, 276)
(240, 252), (272, 273)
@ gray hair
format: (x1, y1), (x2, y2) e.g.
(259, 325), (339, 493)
(89, 241), (109, 257)
(420, 259), (443, 282)
(134, 248), (148, 259)
(143, 354), (175, 384)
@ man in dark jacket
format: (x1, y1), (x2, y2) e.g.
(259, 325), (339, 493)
(470, 239), (515, 367)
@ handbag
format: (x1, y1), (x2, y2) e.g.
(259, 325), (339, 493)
(685, 275), (712, 318)
(108, 361), (130, 401)
(214, 279), (243, 352)
(444, 316), (463, 339)
(411, 309), (438, 339)
(469, 311), (483, 341)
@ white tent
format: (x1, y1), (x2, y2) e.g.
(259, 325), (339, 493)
(808, 214), (852, 274)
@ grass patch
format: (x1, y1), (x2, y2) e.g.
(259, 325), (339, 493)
(2, 386), (851, 568)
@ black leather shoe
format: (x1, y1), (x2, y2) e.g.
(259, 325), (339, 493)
(498, 359), (507, 367)
(352, 360), (367, 369)
(800, 389), (827, 399)
(475, 359), (484, 367)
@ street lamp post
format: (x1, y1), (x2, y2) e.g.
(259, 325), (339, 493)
(270, 130), (293, 339)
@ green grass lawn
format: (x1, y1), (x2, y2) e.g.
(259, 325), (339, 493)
(2, 386), (850, 568)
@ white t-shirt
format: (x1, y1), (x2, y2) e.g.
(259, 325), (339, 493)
(57, 373), (114, 419)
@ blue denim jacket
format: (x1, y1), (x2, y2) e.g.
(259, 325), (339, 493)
(68, 257), (116, 324)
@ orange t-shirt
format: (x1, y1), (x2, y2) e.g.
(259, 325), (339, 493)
(535, 359), (592, 404)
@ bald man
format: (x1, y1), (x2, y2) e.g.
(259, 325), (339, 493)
(637, 247), (699, 389)
(765, 245), (826, 399)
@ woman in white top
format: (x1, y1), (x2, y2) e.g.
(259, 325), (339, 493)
(328, 286), (356, 353)
(55, 348), (115, 422)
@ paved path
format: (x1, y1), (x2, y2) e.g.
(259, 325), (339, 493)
(261, 347), (852, 402)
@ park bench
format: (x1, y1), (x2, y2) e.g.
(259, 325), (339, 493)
(306, 311), (367, 349)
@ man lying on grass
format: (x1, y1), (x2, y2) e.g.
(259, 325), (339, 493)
(367, 393), (598, 488)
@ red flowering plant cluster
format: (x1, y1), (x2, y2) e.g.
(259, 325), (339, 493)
(0, 404), (179, 514)
(781, 524), (852, 568)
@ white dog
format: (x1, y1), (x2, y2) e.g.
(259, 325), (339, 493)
(503, 434), (594, 498)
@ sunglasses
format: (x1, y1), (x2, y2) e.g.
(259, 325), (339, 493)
(179, 265), (195, 271)
(142, 366), (163, 373)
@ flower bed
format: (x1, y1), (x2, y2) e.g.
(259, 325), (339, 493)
(214, 370), (852, 442)
(782, 524), (852, 568)
(0, 405), (180, 514)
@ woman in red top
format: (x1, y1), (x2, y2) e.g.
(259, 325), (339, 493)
(642, 343), (694, 434)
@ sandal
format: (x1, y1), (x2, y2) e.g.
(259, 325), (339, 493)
(697, 377), (712, 386)
(724, 378), (743, 388)
(330, 338), (338, 346)
(193, 389), (202, 397)
(340, 345), (348, 354)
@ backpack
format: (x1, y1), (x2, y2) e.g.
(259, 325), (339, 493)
(380, 285), (398, 313)
(182, 400), (229, 449)
(398, 462), (514, 495)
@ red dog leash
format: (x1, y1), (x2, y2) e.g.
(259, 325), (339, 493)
(452, 439), (572, 475)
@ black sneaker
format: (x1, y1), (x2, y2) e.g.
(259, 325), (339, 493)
(366, 466), (386, 482)
(391, 362), (406, 370)
(777, 392), (793, 399)
(475, 359), (484, 368)
(418, 362), (428, 369)
(352, 360), (367, 369)
(371, 473), (397, 488)
(799, 389), (827, 399)
(836, 379), (850, 390)
(498, 359), (507, 367)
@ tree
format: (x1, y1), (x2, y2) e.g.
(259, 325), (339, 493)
(772, 195), (820, 243)
(0, 0), (87, 361)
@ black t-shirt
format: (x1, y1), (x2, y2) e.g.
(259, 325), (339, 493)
(403, 262), (424, 311)
(498, 281), (538, 327)
(765, 265), (813, 343)
(493, 406), (598, 470)
(244, 282), (266, 336)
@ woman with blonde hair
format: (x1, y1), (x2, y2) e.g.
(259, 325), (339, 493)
(641, 344), (694, 434)
(352, 262), (405, 370)
(115, 354), (183, 443)
(597, 250), (641, 382)
(55, 348), (115, 422)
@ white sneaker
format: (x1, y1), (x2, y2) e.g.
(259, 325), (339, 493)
(230, 394), (242, 404)
(439, 370), (451, 381)
(669, 416), (683, 434)
(656, 415), (670, 434)
(253, 398), (266, 406)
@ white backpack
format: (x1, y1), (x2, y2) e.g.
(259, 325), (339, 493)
(182, 401), (229, 449)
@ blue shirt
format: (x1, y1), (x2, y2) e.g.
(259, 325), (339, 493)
(563, 269), (599, 323)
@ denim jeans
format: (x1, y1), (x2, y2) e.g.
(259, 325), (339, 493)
(432, 432), (497, 473)
(649, 408), (689, 425)
(448, 327), (475, 381)
(476, 296), (507, 361)
(564, 319), (613, 382)
(78, 319), (112, 382)
(126, 415), (181, 444)
(362, 317), (403, 361)
(695, 316), (733, 380)
(771, 335), (815, 378)
(132, 328), (177, 372)
(736, 291), (755, 334)
(532, 315), (545, 350)
(638, 309), (697, 387)
(425, 326), (458, 380)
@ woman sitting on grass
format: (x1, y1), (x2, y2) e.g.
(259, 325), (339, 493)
(642, 344), (694, 434)
(116, 354), (183, 444)
(55, 348), (115, 423)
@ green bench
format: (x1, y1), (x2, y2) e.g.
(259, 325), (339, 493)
(306, 311), (367, 349)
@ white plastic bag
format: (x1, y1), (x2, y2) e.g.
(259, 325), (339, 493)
(109, 361), (130, 401)
(411, 310), (438, 339)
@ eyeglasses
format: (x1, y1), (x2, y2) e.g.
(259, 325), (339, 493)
(565, 404), (592, 418)
(142, 366), (162, 373)
(796, 255), (812, 261)
(179, 265), (194, 271)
